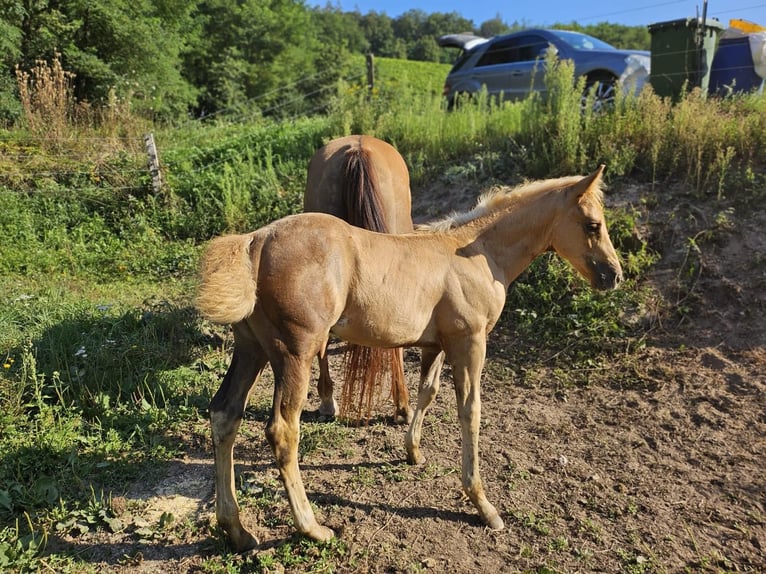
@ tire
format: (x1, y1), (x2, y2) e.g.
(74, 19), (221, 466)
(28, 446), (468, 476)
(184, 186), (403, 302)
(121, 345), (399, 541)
(583, 73), (617, 113)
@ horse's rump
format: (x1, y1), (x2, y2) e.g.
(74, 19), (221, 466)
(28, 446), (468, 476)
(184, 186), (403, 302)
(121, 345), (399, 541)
(305, 135), (412, 234)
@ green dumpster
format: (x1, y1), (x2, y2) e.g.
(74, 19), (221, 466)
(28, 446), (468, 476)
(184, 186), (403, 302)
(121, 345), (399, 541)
(648, 17), (725, 99)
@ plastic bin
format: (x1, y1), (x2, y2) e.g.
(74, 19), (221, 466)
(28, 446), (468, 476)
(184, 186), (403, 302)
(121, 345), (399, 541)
(709, 36), (765, 94)
(648, 17), (725, 99)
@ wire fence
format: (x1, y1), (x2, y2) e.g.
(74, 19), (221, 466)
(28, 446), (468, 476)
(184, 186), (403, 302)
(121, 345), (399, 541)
(2, 1), (765, 194)
(0, 61), (371, 194)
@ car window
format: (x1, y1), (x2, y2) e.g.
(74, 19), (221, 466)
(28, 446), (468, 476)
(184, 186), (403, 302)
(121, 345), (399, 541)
(449, 50), (475, 73)
(549, 30), (615, 51)
(476, 35), (549, 67)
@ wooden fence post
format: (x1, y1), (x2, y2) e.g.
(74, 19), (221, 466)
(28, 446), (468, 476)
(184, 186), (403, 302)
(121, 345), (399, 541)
(143, 133), (162, 194)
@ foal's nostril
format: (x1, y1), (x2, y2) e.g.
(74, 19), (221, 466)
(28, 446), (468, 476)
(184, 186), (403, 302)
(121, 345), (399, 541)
(592, 260), (623, 290)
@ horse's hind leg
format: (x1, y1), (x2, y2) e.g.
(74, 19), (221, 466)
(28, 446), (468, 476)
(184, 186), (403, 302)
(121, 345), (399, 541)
(391, 347), (412, 425)
(210, 323), (268, 552)
(316, 344), (338, 418)
(266, 351), (334, 541)
(405, 348), (445, 465)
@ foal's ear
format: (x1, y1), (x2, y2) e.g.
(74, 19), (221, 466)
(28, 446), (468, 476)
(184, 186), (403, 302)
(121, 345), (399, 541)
(570, 165), (605, 199)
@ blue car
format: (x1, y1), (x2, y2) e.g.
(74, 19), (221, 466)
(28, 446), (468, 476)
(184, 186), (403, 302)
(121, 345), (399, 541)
(438, 29), (650, 109)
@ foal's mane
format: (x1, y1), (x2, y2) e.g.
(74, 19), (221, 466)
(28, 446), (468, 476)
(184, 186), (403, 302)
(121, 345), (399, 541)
(420, 175), (603, 232)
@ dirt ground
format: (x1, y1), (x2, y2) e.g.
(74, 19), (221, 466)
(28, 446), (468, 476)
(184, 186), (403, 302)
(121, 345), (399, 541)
(49, 177), (765, 573)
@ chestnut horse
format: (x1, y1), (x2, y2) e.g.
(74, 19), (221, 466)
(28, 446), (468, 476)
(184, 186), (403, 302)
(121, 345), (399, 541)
(304, 135), (412, 424)
(196, 166), (622, 551)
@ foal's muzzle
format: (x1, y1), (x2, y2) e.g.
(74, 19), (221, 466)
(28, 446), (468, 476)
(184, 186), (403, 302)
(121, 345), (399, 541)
(591, 260), (623, 290)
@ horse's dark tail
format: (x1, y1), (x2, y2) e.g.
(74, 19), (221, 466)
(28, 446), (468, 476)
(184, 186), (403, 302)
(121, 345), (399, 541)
(338, 139), (408, 424)
(342, 140), (389, 234)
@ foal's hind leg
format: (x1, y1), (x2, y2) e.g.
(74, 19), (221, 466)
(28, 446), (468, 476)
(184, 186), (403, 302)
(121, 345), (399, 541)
(391, 347), (413, 425)
(210, 324), (268, 552)
(405, 348), (445, 465)
(316, 344), (338, 418)
(266, 351), (334, 542)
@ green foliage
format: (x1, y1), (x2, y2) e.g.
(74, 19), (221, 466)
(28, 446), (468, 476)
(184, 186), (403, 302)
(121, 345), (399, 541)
(3, 0), (198, 120)
(162, 115), (333, 238)
(2, 53), (766, 571)
(1, 1), (652, 121)
(255, 537), (348, 572)
(0, 518), (54, 573)
(520, 51), (587, 175)
(185, 0), (348, 118)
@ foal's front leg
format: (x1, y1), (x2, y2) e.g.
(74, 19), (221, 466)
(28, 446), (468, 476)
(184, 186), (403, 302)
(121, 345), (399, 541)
(447, 336), (504, 531)
(266, 352), (334, 541)
(210, 328), (268, 552)
(405, 348), (445, 464)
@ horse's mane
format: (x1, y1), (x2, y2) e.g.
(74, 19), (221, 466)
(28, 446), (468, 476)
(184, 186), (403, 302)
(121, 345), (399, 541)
(419, 174), (603, 232)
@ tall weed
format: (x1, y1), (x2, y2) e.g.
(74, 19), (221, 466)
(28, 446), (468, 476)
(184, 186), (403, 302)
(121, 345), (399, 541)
(14, 53), (148, 144)
(522, 52), (586, 175)
(15, 53), (75, 140)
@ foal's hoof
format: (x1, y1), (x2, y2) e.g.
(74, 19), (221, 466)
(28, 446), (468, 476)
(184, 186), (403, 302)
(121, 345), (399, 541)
(406, 450), (425, 466)
(488, 516), (505, 531)
(484, 513), (505, 531)
(231, 530), (259, 553)
(306, 524), (335, 542)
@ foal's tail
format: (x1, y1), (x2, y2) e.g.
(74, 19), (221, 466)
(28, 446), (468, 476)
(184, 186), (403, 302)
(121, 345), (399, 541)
(195, 233), (257, 325)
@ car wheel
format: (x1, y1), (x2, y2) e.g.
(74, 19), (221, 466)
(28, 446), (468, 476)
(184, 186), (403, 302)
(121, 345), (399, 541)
(583, 73), (617, 113)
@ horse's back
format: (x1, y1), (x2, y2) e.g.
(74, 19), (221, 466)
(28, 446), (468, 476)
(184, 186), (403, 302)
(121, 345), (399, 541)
(304, 135), (412, 233)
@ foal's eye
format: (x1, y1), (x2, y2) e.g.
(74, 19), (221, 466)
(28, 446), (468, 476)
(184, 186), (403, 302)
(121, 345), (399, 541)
(585, 221), (601, 234)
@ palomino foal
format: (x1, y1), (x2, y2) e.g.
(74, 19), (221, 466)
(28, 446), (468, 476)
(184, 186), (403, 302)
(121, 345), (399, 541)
(196, 166), (622, 551)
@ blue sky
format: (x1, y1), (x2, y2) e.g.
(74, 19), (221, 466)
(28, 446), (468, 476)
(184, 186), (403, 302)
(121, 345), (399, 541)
(313, 0), (766, 28)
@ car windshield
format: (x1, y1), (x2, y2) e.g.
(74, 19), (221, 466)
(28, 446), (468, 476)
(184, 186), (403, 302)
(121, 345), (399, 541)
(549, 30), (616, 51)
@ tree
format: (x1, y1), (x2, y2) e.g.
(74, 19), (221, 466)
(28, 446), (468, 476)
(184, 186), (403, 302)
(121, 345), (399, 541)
(410, 36), (440, 62)
(311, 4), (369, 54)
(360, 11), (405, 58)
(0, 0), (198, 120)
(392, 9), (428, 47)
(183, 0), (350, 118)
(0, 2), (23, 122)
(421, 12), (476, 62)
(586, 22), (650, 50)
(479, 15), (512, 38)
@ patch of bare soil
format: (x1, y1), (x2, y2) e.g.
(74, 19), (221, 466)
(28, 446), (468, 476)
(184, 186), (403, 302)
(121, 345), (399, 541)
(58, 179), (765, 572)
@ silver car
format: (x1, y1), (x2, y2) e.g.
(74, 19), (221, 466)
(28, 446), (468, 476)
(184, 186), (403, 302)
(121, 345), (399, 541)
(438, 29), (650, 109)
